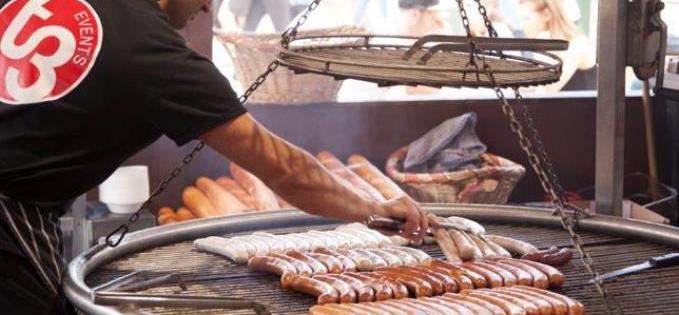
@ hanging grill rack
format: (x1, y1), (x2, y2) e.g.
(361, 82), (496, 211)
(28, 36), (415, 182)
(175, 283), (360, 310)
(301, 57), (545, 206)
(276, 34), (568, 88)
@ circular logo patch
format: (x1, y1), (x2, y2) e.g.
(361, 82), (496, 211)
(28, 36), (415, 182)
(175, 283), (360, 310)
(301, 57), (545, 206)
(0, 0), (102, 105)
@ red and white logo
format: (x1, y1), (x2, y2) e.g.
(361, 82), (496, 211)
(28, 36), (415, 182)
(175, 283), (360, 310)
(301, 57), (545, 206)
(0, 0), (102, 105)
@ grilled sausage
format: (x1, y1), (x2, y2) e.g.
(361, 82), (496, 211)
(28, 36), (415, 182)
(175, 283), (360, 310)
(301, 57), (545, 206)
(472, 261), (519, 286)
(441, 294), (494, 315)
(290, 275), (339, 305)
(539, 248), (574, 267)
(367, 248), (404, 266)
(286, 250), (328, 274)
(485, 235), (538, 257)
(521, 246), (559, 261)
(479, 289), (540, 315)
(338, 249), (375, 271)
(427, 259), (487, 288)
(348, 303), (392, 315)
(492, 289), (554, 315)
(430, 265), (473, 290)
(268, 253), (312, 276)
(369, 301), (409, 315)
(516, 286), (584, 315)
(467, 290), (526, 315)
(374, 270), (434, 297)
(449, 230), (480, 261)
(382, 299), (427, 315)
(417, 298), (463, 315)
(313, 275), (356, 303)
(353, 249), (389, 269)
(489, 258), (549, 289)
(387, 245), (433, 263)
(378, 266), (445, 295)
(379, 246), (419, 266)
(461, 294), (507, 315)
(503, 287), (567, 315)
(247, 256), (297, 289)
(326, 274), (375, 302)
(460, 263), (503, 288)
(413, 266), (460, 293)
(485, 260), (534, 286)
(468, 233), (498, 258)
(312, 247), (358, 272)
(482, 236), (513, 258)
(306, 252), (344, 274)
(506, 259), (564, 288)
(434, 227), (463, 263)
(359, 272), (409, 299)
(425, 296), (476, 315)
(343, 272), (393, 301)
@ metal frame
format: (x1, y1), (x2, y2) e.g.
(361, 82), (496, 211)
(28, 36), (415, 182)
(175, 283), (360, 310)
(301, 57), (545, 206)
(65, 205), (679, 315)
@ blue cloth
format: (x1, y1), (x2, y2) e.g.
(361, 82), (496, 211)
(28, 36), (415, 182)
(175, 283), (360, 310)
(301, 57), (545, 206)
(404, 112), (486, 173)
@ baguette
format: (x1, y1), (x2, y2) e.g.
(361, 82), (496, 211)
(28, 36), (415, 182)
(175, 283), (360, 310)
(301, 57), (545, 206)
(347, 154), (406, 200)
(157, 207), (176, 225)
(175, 207), (196, 222)
(196, 176), (248, 215)
(317, 151), (386, 202)
(182, 186), (218, 218)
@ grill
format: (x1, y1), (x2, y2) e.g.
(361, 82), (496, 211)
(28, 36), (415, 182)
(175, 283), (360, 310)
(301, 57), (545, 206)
(65, 204), (679, 315)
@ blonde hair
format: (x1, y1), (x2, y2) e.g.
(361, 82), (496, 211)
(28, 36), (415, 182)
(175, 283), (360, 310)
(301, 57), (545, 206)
(532, 0), (581, 41)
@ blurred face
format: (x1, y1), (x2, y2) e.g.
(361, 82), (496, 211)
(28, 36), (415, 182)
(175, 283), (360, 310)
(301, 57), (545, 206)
(518, 0), (548, 37)
(158, 0), (212, 29)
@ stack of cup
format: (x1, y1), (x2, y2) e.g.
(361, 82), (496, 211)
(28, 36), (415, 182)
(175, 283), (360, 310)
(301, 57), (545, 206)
(99, 165), (150, 214)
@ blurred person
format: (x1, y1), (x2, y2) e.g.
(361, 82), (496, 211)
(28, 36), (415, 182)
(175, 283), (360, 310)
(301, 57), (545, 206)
(519, 0), (596, 91)
(466, 0), (514, 38)
(229, 0), (291, 31)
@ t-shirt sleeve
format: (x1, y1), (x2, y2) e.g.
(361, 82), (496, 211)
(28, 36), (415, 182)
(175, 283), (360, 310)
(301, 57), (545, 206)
(121, 0), (246, 146)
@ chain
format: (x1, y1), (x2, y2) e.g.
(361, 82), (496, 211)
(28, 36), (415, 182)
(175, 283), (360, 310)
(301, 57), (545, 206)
(472, 0), (498, 38)
(105, 0), (323, 248)
(453, 1), (620, 313)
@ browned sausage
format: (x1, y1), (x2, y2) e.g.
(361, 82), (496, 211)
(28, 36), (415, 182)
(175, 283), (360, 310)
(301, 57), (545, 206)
(374, 270), (434, 297)
(466, 290), (526, 315)
(359, 272), (409, 299)
(247, 256), (297, 289)
(521, 246), (558, 261)
(413, 266), (460, 293)
(441, 293), (494, 315)
(504, 287), (567, 315)
(378, 266), (445, 295)
(479, 289), (540, 315)
(290, 275), (339, 305)
(539, 248), (574, 267)
(490, 258), (549, 289)
(517, 286), (584, 315)
(325, 274), (374, 302)
(508, 259), (564, 288)
(343, 272), (393, 301)
(426, 296), (476, 315)
(370, 301), (409, 315)
(485, 260), (534, 287)
(286, 250), (328, 274)
(356, 303), (397, 315)
(313, 247), (358, 272)
(460, 263), (503, 288)
(427, 259), (487, 289)
(461, 294), (508, 315)
(471, 261), (519, 286)
(491, 289), (554, 315)
(401, 299), (445, 315)
(430, 266), (473, 291)
(382, 299), (427, 315)
(417, 298), (462, 315)
(313, 274), (356, 303)
(306, 252), (344, 274)
(268, 253), (313, 276)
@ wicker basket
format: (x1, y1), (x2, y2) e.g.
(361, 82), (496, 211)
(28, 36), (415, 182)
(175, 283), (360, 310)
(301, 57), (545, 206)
(215, 26), (363, 104)
(385, 146), (525, 204)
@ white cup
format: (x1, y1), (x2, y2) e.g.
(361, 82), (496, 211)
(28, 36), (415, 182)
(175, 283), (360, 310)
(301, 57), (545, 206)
(99, 165), (150, 214)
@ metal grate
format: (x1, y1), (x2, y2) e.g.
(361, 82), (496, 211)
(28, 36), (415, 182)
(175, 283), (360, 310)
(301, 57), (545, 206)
(85, 223), (679, 315)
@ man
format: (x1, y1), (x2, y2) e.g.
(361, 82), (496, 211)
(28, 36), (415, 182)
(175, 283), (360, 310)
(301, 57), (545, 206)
(0, 0), (428, 313)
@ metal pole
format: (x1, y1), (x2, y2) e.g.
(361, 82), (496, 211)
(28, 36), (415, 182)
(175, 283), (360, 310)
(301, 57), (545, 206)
(595, 0), (628, 216)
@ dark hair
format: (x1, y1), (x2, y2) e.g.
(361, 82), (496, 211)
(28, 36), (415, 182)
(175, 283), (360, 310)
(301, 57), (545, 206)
(399, 0), (439, 9)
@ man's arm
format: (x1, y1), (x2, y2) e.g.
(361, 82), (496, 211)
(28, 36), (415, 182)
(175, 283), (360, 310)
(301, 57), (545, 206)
(199, 113), (428, 238)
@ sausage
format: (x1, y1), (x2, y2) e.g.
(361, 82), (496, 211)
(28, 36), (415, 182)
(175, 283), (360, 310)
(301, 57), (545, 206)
(483, 236), (512, 258)
(515, 286), (584, 315)
(466, 290), (526, 315)
(504, 286), (568, 315)
(434, 227), (463, 263)
(338, 249), (376, 271)
(335, 228), (380, 248)
(285, 250), (328, 274)
(444, 216), (486, 235)
(380, 300), (426, 315)
(394, 299), (440, 315)
(353, 249), (389, 269)
(459, 294), (508, 315)
(195, 176), (248, 215)
(489, 258), (549, 289)
(290, 275), (339, 305)
(417, 298), (462, 315)
(491, 289), (554, 315)
(386, 245), (432, 263)
(366, 248), (404, 266)
(374, 270), (434, 297)
(313, 247), (358, 272)
(479, 289), (540, 315)
(450, 230), (480, 261)
(285, 234), (312, 252)
(521, 246), (559, 261)
(215, 176), (258, 210)
(182, 186), (218, 217)
(369, 301), (409, 315)
(485, 260), (534, 286)
(343, 272), (393, 301)
(441, 293), (494, 315)
(506, 259), (564, 288)
(378, 266), (445, 295)
(194, 236), (249, 264)
(427, 296), (476, 315)
(345, 303), (390, 315)
(468, 233), (498, 258)
(308, 304), (342, 315)
(538, 248), (574, 267)
(313, 275), (356, 303)
(459, 263), (503, 288)
(249, 234), (284, 254)
(307, 231), (342, 250)
(347, 154), (407, 200)
(413, 266), (460, 293)
(247, 255), (298, 289)
(427, 259), (487, 288)
(306, 252), (344, 274)
(359, 272), (409, 299)
(229, 163), (280, 210)
(268, 253), (313, 276)
(379, 247), (419, 266)
(317, 151), (387, 203)
(326, 274), (375, 302)
(332, 230), (369, 248)
(471, 261), (519, 286)
(253, 232), (296, 252)
(429, 265), (473, 291)
(485, 235), (538, 257)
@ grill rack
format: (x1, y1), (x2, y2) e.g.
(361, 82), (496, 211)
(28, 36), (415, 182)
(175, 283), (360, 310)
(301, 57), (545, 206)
(65, 204), (679, 315)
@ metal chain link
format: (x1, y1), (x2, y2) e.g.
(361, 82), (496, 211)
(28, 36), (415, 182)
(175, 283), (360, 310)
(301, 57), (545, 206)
(472, 0), (498, 38)
(453, 1), (621, 314)
(105, 0), (323, 248)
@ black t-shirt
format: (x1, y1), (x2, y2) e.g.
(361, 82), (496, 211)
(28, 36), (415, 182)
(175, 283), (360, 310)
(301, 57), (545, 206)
(0, 0), (246, 206)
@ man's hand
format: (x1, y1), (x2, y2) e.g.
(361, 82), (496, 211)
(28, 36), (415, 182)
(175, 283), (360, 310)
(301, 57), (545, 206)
(378, 196), (429, 241)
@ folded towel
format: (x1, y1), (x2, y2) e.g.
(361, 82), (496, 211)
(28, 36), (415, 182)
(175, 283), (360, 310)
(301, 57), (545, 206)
(404, 112), (486, 173)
